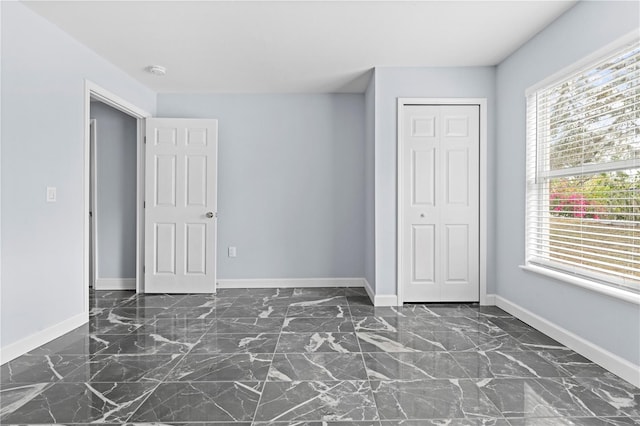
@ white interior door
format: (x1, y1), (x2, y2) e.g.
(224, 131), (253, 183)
(145, 118), (218, 293)
(401, 105), (479, 302)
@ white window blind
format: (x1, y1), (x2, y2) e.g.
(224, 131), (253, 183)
(525, 39), (640, 293)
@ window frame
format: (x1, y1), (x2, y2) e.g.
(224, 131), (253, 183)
(523, 31), (640, 304)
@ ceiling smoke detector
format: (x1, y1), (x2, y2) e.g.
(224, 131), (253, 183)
(145, 65), (166, 76)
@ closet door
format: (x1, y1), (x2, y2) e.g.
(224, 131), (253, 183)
(401, 105), (479, 302)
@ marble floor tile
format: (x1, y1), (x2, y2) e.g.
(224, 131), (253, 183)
(0, 382), (156, 424)
(371, 379), (502, 420)
(212, 317), (284, 334)
(572, 375), (640, 417)
(451, 351), (570, 378)
(286, 305), (351, 318)
(282, 317), (355, 333)
(3, 288), (636, 426)
(0, 354), (89, 383)
(152, 305), (233, 320)
(425, 305), (482, 318)
(477, 378), (622, 418)
(345, 287), (369, 297)
(191, 333), (279, 354)
(508, 330), (566, 351)
(254, 381), (378, 422)
(170, 294), (237, 308)
(346, 296), (373, 306)
(216, 287), (294, 297)
(89, 317), (145, 334)
(0, 382), (51, 418)
(62, 354), (183, 383)
(363, 352), (467, 380)
(352, 316), (401, 333)
(287, 296), (351, 307)
(98, 332), (200, 355)
(28, 333), (123, 356)
(166, 353), (272, 381)
(357, 331), (448, 352)
(220, 305), (289, 318)
(129, 381), (263, 422)
(506, 417), (640, 425)
(268, 353), (368, 381)
(90, 306), (169, 321)
(118, 294), (185, 308)
(348, 306), (408, 317)
(536, 350), (612, 377)
(292, 288), (347, 298)
(137, 318), (215, 335)
(487, 318), (536, 333)
(430, 331), (524, 352)
(380, 420), (510, 426)
(276, 332), (362, 353)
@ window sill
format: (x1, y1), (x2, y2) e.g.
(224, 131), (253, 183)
(519, 264), (640, 305)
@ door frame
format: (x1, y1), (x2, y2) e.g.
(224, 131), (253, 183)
(89, 118), (98, 288)
(396, 98), (488, 306)
(83, 80), (151, 313)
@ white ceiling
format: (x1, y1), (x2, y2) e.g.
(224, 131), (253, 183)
(23, 0), (577, 93)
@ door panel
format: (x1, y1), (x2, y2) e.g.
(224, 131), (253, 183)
(145, 118), (218, 293)
(402, 105), (479, 302)
(412, 224), (436, 283)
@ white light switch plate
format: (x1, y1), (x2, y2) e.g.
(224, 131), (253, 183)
(46, 187), (57, 202)
(228, 246), (237, 257)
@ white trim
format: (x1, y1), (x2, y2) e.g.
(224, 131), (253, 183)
(526, 30), (639, 96)
(362, 278), (398, 306)
(217, 278), (366, 289)
(84, 80), (151, 307)
(484, 293), (496, 306)
(494, 294), (640, 388)
(374, 293), (399, 307)
(0, 313), (87, 365)
(89, 119), (98, 288)
(363, 278), (376, 304)
(520, 265), (640, 305)
(94, 278), (136, 291)
(396, 98), (488, 305)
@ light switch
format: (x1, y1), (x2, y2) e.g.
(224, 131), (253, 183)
(228, 246), (237, 257)
(46, 187), (57, 202)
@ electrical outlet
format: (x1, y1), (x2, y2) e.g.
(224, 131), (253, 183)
(228, 246), (237, 257)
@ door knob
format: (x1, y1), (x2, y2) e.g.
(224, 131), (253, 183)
(206, 212), (215, 218)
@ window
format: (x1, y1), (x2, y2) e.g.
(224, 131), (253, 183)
(526, 37), (640, 294)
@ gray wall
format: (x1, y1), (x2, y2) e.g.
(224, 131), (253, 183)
(373, 67), (497, 296)
(156, 94), (365, 280)
(364, 71), (376, 290)
(495, 0), (640, 365)
(1, 1), (155, 350)
(90, 102), (137, 279)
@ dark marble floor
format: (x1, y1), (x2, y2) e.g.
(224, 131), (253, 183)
(1, 287), (638, 425)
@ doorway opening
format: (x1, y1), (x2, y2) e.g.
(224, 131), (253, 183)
(89, 101), (138, 291)
(83, 81), (151, 314)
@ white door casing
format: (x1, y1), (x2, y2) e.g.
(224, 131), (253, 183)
(400, 104), (480, 302)
(145, 118), (218, 293)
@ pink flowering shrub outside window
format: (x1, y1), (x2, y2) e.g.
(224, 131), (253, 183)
(549, 192), (601, 219)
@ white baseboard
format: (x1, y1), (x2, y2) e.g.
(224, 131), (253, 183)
(0, 312), (87, 365)
(493, 294), (640, 388)
(216, 278), (365, 289)
(363, 279), (398, 306)
(484, 293), (496, 305)
(95, 278), (135, 290)
(374, 294), (399, 306)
